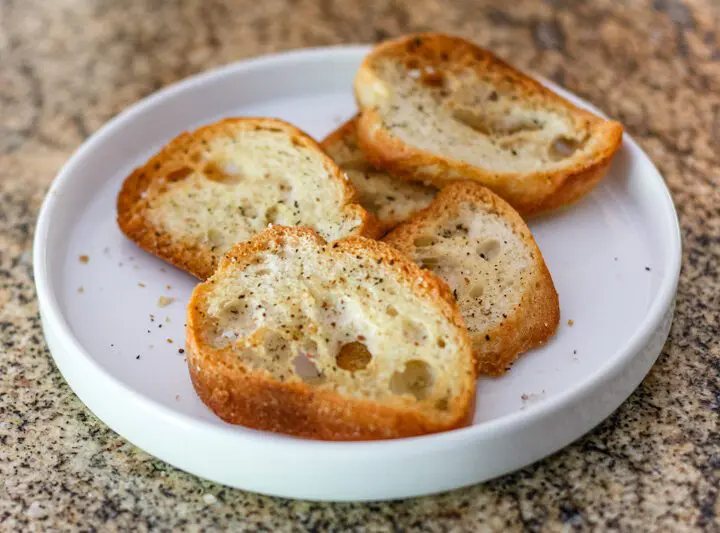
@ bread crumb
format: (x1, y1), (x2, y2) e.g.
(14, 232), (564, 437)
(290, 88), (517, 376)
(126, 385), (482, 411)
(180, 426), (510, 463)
(520, 390), (546, 408)
(165, 284), (172, 290)
(77, 286), (84, 293)
(165, 316), (171, 323)
(79, 255), (89, 264)
(166, 338), (173, 344)
(567, 319), (574, 327)
(157, 296), (175, 308)
(138, 282), (146, 288)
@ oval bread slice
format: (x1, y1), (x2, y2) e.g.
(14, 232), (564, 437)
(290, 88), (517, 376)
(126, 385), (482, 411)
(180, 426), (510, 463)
(186, 226), (476, 440)
(117, 118), (377, 279)
(354, 33), (624, 215)
(384, 181), (559, 375)
(321, 115), (437, 233)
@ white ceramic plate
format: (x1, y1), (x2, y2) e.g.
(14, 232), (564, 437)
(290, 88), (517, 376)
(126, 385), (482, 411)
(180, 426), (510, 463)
(34, 46), (681, 502)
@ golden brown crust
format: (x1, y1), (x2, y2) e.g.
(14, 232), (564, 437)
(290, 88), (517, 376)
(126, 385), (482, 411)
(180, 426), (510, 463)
(354, 33), (624, 216)
(320, 115), (397, 236)
(186, 226), (476, 440)
(384, 181), (560, 376)
(117, 117), (378, 280)
(321, 115), (437, 235)
(321, 115), (359, 151)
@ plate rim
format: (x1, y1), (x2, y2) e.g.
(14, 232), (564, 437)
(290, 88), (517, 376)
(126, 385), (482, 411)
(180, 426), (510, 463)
(33, 46), (682, 462)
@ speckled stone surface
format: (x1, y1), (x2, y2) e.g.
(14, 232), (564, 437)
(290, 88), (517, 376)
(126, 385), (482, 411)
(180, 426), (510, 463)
(1, 0), (718, 530)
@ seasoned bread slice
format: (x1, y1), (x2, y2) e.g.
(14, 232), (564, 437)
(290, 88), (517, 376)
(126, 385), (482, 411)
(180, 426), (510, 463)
(384, 181), (559, 376)
(117, 118), (376, 279)
(354, 33), (624, 215)
(321, 115), (436, 233)
(186, 226), (476, 440)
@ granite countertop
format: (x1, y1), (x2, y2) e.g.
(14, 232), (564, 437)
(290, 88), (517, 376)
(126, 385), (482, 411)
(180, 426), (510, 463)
(1, 0), (718, 530)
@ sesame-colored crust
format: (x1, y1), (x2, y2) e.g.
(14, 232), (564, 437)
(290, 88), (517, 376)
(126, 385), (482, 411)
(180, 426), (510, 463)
(321, 115), (437, 234)
(321, 116), (358, 155)
(354, 33), (624, 216)
(117, 117), (378, 280)
(384, 181), (560, 376)
(186, 226), (477, 441)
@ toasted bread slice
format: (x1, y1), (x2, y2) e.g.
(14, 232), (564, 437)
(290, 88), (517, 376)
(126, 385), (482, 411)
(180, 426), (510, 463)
(354, 33), (624, 215)
(384, 181), (559, 375)
(186, 226), (476, 440)
(321, 116), (436, 233)
(117, 118), (376, 279)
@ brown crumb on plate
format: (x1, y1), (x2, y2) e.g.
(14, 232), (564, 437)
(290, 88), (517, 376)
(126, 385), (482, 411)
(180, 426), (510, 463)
(79, 255), (89, 264)
(567, 319), (574, 327)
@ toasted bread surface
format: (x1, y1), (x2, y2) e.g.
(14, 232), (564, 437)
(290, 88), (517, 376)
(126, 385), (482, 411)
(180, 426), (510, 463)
(186, 226), (476, 440)
(354, 33), (623, 215)
(384, 181), (559, 375)
(117, 118), (377, 279)
(322, 116), (436, 233)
